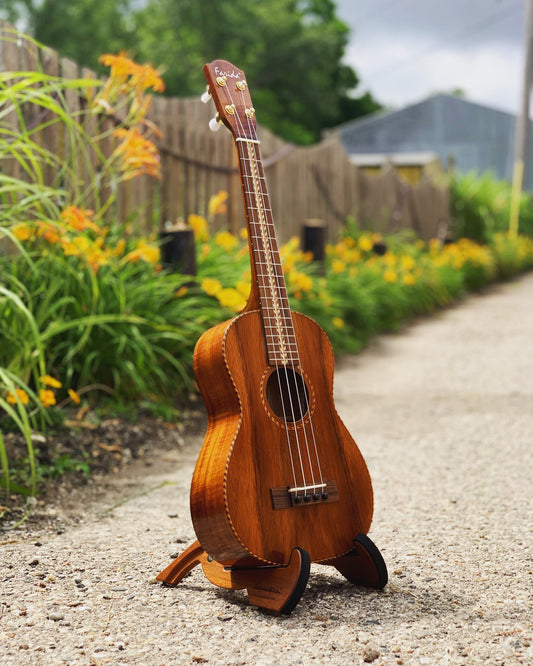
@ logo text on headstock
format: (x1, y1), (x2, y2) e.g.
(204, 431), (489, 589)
(214, 66), (241, 80)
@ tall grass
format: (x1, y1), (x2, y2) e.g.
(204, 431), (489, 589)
(0, 47), (181, 499)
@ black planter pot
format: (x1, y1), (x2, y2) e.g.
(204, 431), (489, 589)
(159, 228), (197, 276)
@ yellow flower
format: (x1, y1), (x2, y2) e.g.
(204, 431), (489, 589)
(108, 238), (126, 257)
(331, 259), (346, 274)
(201, 277), (222, 296)
(73, 236), (90, 253)
(176, 286), (188, 298)
(188, 214), (209, 242)
(11, 222), (34, 241)
(39, 375), (62, 388)
(39, 389), (56, 408)
(403, 273), (415, 286)
(282, 256), (295, 273)
(383, 269), (398, 283)
(217, 288), (246, 311)
(332, 317), (344, 328)
(429, 238), (441, 254)
(68, 388), (81, 405)
(123, 239), (160, 264)
(208, 191), (229, 217)
(60, 239), (81, 257)
(401, 255), (416, 271)
(281, 237), (300, 254)
(288, 271), (313, 292)
(239, 228), (248, 241)
(37, 221), (62, 244)
(214, 230), (239, 252)
(86, 245), (110, 272)
(6, 388), (30, 405)
(358, 235), (373, 253)
(383, 252), (397, 267)
(236, 281), (251, 299)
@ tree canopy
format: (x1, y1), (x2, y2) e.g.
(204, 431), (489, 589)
(1, 0), (381, 143)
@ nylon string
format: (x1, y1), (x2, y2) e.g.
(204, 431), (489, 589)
(229, 82), (324, 499)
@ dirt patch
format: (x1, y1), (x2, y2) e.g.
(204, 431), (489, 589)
(0, 406), (206, 530)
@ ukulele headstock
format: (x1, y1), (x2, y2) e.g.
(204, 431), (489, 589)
(203, 60), (257, 140)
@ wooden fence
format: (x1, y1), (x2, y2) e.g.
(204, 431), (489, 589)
(1, 21), (449, 243)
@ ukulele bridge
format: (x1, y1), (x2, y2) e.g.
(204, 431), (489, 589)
(270, 480), (338, 510)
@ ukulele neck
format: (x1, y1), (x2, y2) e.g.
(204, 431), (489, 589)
(236, 138), (298, 366)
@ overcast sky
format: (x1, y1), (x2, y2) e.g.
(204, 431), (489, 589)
(335, 0), (527, 115)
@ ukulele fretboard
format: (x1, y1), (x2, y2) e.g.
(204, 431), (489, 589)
(237, 140), (299, 366)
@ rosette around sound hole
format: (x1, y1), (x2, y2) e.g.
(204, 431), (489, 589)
(265, 367), (310, 423)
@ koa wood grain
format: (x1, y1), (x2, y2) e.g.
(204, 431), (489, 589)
(157, 59), (388, 613)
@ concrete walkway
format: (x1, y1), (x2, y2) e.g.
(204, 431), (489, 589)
(1, 274), (532, 665)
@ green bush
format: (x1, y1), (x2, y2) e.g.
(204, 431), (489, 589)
(450, 171), (533, 242)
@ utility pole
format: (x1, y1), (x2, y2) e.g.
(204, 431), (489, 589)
(509, 0), (533, 238)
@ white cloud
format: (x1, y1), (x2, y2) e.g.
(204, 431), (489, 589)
(337, 0), (525, 115)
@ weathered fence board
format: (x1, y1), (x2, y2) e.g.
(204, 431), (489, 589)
(1, 23), (449, 242)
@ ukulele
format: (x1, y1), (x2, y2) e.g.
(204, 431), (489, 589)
(158, 60), (387, 612)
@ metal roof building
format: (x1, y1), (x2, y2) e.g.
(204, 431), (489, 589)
(333, 94), (533, 190)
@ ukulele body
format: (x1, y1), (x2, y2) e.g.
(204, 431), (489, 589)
(190, 309), (373, 568)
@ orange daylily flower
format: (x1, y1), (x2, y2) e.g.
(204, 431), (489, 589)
(6, 388), (30, 405)
(61, 206), (100, 234)
(39, 389), (56, 408)
(39, 375), (62, 388)
(113, 128), (161, 180)
(68, 389), (81, 405)
(208, 191), (229, 217)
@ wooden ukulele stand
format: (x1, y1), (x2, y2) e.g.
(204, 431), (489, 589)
(157, 533), (388, 615)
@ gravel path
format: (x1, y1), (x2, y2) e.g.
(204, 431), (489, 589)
(2, 274), (532, 665)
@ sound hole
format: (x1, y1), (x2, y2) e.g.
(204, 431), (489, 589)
(266, 367), (310, 422)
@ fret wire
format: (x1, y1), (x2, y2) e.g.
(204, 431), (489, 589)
(237, 141), (297, 364)
(259, 303), (291, 313)
(263, 322), (295, 328)
(241, 187), (269, 194)
(262, 315), (294, 321)
(238, 137), (325, 490)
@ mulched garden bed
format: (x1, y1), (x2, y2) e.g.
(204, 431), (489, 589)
(0, 404), (206, 530)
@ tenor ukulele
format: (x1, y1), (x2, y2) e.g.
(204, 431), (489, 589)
(157, 60), (388, 614)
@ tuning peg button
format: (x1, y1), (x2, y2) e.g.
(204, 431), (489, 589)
(209, 115), (222, 132)
(201, 88), (212, 104)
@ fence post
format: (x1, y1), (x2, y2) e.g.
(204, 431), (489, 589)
(302, 219), (326, 262)
(159, 225), (197, 276)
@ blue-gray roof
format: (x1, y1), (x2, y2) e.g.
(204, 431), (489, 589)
(335, 94), (533, 189)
